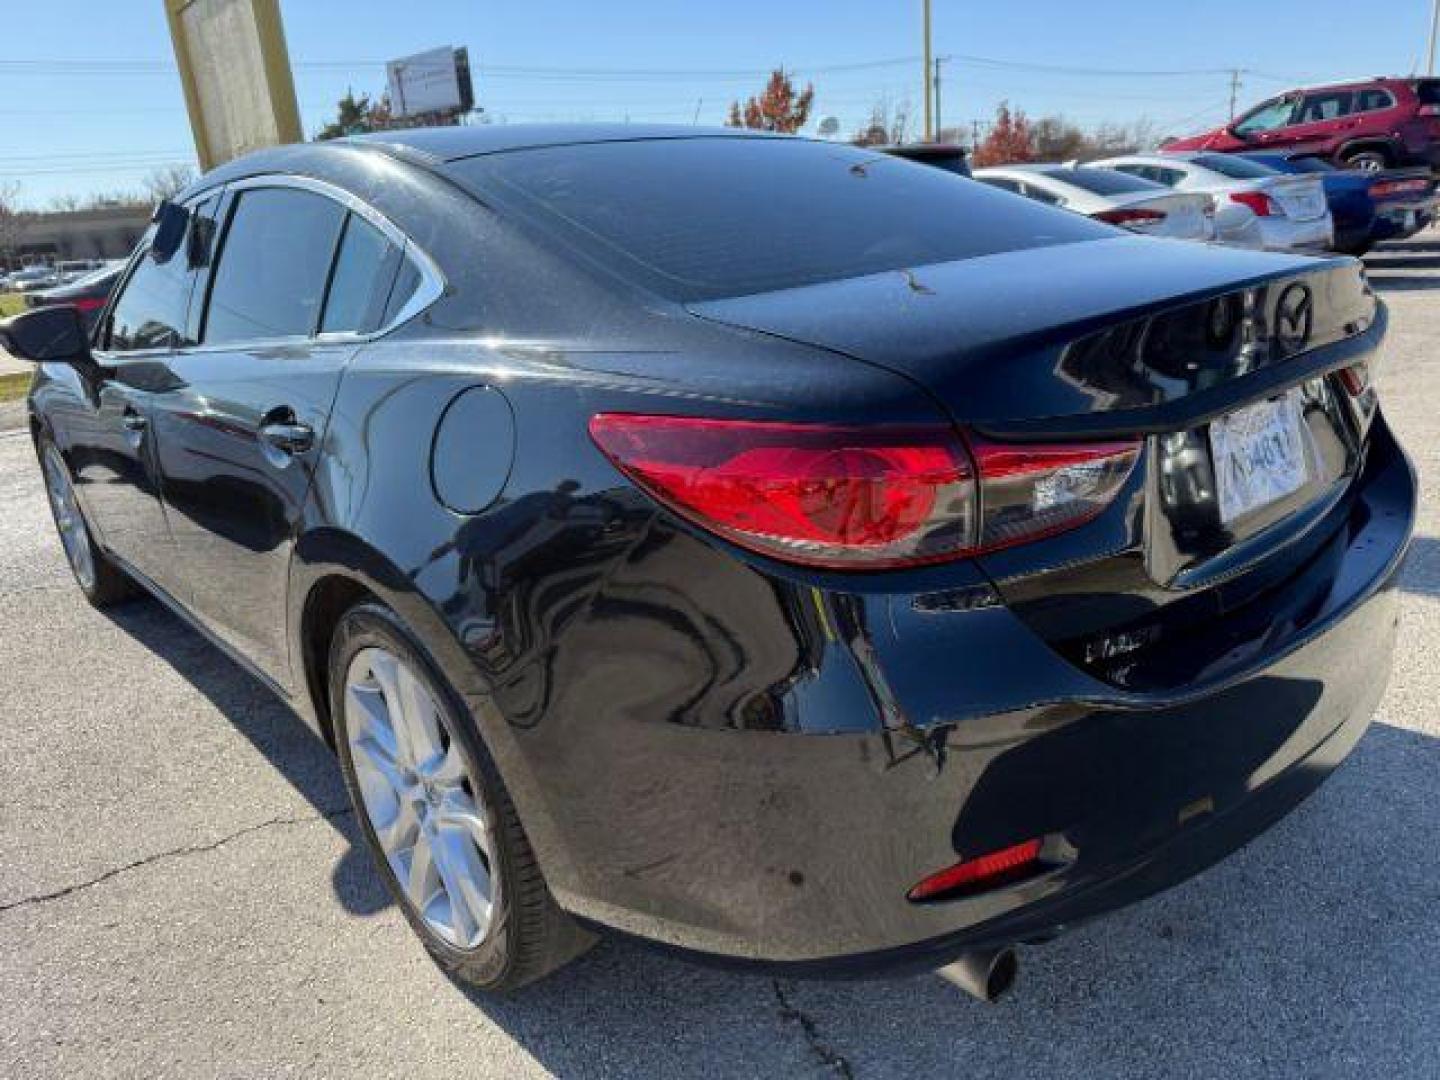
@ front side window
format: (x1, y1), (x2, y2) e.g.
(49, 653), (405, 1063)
(1296, 92), (1353, 124)
(1234, 96), (1298, 136)
(203, 187), (345, 345)
(107, 214), (204, 352)
(320, 214), (402, 334)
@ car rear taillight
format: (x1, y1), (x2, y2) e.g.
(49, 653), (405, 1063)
(907, 838), (1045, 902)
(70, 296), (105, 313)
(1092, 207), (1166, 228)
(588, 414), (1140, 569)
(1369, 178), (1430, 198)
(1418, 104), (1440, 118)
(1229, 191), (1280, 217)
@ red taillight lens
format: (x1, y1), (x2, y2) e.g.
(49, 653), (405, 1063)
(589, 415), (976, 568)
(1092, 207), (1166, 228)
(589, 414), (1140, 569)
(1369, 178), (1429, 198)
(907, 838), (1045, 902)
(1230, 190), (1278, 217)
(70, 296), (105, 313)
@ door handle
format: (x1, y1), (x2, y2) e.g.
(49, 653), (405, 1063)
(122, 411), (147, 432)
(258, 420), (315, 456)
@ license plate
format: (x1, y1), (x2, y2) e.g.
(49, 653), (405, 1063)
(1209, 391), (1311, 524)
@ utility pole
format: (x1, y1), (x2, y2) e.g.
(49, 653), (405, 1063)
(933, 56), (945, 140)
(1228, 69), (1243, 120)
(1428, 0), (1440, 75)
(922, 0), (933, 141)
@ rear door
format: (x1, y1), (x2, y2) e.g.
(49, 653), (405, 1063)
(146, 178), (411, 686)
(1281, 89), (1357, 156)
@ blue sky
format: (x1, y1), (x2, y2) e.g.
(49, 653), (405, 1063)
(5, 0), (1436, 208)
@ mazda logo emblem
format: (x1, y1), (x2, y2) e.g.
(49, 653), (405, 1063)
(1275, 283), (1314, 355)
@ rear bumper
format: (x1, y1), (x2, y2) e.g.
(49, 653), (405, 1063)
(1259, 214), (1335, 252)
(531, 414), (1414, 973)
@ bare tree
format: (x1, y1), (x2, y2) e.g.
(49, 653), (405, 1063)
(0, 183), (32, 266)
(143, 164), (198, 204)
(851, 97), (913, 146)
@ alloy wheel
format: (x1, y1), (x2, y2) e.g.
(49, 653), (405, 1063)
(344, 646), (498, 949)
(41, 445), (96, 591)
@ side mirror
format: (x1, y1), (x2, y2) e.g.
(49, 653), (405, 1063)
(0, 305), (92, 364)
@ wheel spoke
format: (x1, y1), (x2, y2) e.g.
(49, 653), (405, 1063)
(393, 663), (446, 771)
(431, 834), (486, 945)
(423, 741), (468, 787)
(434, 790), (493, 860)
(405, 828), (436, 907)
(378, 798), (420, 859)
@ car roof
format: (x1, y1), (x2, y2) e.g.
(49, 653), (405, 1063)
(348, 123), (777, 162)
(181, 124), (788, 200)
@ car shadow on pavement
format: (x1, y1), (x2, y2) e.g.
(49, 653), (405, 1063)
(1398, 535), (1440, 599)
(454, 721), (1440, 1078)
(1363, 254), (1440, 271)
(101, 597), (392, 918)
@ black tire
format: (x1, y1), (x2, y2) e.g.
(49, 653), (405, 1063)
(1341, 148), (1391, 173)
(329, 601), (593, 992)
(36, 433), (137, 608)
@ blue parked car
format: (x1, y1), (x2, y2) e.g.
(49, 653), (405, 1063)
(1241, 151), (1437, 255)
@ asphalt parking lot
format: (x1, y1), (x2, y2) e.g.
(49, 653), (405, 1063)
(2, 236), (1439, 1079)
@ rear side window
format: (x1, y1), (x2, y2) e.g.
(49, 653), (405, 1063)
(1296, 91), (1353, 123)
(320, 214), (402, 334)
(1194, 154), (1278, 180)
(203, 188), (345, 344)
(449, 138), (1110, 301)
(381, 259), (423, 326)
(1045, 168), (1165, 196)
(1356, 87), (1398, 112)
(1415, 80), (1440, 106)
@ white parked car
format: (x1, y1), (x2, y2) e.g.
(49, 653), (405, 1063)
(974, 163), (1216, 243)
(1092, 152), (1333, 253)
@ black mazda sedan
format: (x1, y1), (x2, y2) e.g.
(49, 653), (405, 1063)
(5, 126), (1413, 997)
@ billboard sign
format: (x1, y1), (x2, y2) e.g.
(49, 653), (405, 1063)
(386, 47), (474, 118)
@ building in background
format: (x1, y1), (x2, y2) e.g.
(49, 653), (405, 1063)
(2, 205), (149, 269)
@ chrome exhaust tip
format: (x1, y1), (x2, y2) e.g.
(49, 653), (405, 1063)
(937, 946), (1018, 1003)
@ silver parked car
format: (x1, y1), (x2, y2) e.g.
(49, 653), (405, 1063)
(1092, 152), (1333, 252)
(974, 163), (1215, 242)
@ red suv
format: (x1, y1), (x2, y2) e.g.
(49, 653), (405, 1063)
(1166, 77), (1440, 172)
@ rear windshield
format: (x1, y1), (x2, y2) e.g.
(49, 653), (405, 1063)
(1415, 79), (1440, 106)
(447, 137), (1109, 301)
(1039, 167), (1165, 195)
(1193, 154), (1279, 179)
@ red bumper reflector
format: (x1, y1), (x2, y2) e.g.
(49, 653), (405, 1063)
(907, 839), (1044, 902)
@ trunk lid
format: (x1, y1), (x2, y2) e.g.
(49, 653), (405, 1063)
(689, 235), (1383, 692)
(1260, 174), (1329, 221)
(689, 236), (1373, 435)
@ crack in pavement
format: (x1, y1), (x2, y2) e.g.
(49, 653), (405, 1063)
(772, 978), (856, 1079)
(0, 804), (355, 916)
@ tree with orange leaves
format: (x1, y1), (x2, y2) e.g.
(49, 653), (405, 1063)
(726, 68), (815, 133)
(972, 102), (1037, 167)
